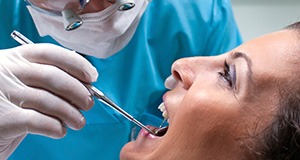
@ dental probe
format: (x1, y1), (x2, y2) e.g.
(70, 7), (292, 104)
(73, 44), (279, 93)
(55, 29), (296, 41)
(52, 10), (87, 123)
(11, 30), (34, 45)
(10, 30), (156, 135)
(85, 85), (156, 135)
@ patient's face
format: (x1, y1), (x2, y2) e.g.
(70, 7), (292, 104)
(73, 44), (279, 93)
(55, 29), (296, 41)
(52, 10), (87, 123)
(120, 30), (300, 159)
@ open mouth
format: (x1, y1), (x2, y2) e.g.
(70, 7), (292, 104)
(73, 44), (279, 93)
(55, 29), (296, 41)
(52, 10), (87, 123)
(143, 125), (169, 138)
(153, 102), (169, 137)
(154, 126), (169, 137)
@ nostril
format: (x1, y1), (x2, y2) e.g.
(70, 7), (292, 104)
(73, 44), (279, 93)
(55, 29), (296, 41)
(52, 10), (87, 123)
(171, 58), (194, 89)
(172, 70), (182, 82)
(172, 69), (193, 90)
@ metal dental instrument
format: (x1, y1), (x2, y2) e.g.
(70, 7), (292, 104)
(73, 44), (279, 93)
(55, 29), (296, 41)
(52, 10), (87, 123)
(86, 85), (155, 135)
(10, 30), (156, 135)
(11, 30), (34, 45)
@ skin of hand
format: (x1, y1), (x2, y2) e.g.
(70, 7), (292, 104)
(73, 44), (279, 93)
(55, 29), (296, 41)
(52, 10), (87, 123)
(0, 43), (98, 158)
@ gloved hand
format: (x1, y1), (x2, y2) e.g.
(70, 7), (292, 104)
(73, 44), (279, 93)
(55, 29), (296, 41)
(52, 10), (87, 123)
(0, 43), (98, 159)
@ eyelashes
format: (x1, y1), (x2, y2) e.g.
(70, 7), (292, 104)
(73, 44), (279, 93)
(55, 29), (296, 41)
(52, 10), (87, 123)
(218, 60), (236, 89)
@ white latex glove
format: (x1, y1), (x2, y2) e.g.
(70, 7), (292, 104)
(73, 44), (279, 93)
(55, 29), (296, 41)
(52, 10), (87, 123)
(0, 43), (98, 159)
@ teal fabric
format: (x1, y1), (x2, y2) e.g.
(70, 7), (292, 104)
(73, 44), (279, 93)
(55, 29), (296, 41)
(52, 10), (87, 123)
(0, 0), (242, 159)
(0, 0), (58, 48)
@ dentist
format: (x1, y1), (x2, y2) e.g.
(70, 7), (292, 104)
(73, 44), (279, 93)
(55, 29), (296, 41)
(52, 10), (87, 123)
(0, 0), (242, 159)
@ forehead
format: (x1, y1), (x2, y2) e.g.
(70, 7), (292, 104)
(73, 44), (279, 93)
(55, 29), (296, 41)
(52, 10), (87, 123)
(237, 30), (298, 60)
(234, 30), (300, 83)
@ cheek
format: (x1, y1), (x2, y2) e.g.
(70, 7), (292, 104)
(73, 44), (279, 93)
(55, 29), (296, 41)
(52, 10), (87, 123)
(165, 88), (186, 121)
(169, 87), (243, 146)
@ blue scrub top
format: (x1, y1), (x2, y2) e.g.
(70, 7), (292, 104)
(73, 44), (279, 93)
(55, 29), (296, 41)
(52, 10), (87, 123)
(0, 0), (242, 159)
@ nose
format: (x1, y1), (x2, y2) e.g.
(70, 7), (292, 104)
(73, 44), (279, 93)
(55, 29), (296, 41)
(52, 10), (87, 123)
(171, 58), (196, 89)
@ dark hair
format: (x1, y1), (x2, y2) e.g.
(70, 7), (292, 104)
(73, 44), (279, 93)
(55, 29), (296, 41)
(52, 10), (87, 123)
(253, 88), (300, 160)
(284, 21), (300, 30)
(251, 21), (300, 160)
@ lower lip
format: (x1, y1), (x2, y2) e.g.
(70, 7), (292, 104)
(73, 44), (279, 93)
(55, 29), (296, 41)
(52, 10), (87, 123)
(139, 127), (158, 139)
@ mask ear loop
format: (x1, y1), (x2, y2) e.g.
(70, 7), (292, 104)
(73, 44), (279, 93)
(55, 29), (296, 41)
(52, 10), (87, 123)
(62, 9), (83, 31)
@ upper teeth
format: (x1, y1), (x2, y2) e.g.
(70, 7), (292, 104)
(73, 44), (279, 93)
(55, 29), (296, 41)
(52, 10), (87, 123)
(158, 102), (169, 119)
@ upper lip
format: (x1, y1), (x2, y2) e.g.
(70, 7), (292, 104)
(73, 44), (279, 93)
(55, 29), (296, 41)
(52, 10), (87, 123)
(162, 94), (169, 120)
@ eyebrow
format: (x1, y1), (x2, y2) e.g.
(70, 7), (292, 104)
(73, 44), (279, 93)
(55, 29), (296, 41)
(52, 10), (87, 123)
(232, 51), (253, 85)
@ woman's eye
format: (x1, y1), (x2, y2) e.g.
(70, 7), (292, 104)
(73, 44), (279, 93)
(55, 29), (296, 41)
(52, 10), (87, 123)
(218, 60), (235, 88)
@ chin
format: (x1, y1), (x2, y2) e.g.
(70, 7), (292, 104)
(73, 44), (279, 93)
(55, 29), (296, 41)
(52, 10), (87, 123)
(120, 125), (169, 160)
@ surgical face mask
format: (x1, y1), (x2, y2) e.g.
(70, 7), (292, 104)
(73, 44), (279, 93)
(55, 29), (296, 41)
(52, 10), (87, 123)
(27, 0), (149, 58)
